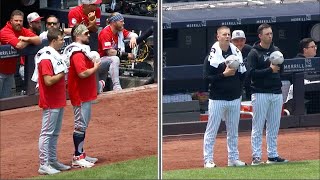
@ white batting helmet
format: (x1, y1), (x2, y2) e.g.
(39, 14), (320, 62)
(225, 55), (240, 70)
(269, 51), (284, 65)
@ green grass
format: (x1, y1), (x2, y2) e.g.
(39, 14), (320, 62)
(163, 160), (320, 179)
(32, 156), (157, 179)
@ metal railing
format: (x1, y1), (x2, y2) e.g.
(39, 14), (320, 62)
(0, 37), (73, 110)
(163, 0), (319, 10)
(163, 57), (320, 116)
(0, 8), (157, 110)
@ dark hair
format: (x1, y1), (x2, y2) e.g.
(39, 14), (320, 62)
(257, 23), (271, 34)
(46, 15), (59, 23)
(47, 28), (64, 43)
(299, 38), (314, 53)
(10, 10), (24, 19)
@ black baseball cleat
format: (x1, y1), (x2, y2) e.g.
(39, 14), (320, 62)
(266, 156), (289, 164)
(251, 157), (264, 166)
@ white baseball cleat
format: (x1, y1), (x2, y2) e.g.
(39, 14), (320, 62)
(38, 164), (61, 175)
(83, 152), (98, 164)
(204, 161), (217, 168)
(72, 154), (94, 168)
(49, 161), (71, 171)
(228, 159), (247, 167)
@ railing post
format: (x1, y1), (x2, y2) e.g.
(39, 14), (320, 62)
(153, 20), (158, 83)
(25, 54), (36, 96)
(292, 72), (305, 115)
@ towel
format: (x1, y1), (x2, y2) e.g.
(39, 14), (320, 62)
(117, 30), (138, 52)
(63, 42), (100, 65)
(31, 46), (68, 83)
(118, 31), (125, 52)
(208, 42), (246, 73)
(208, 42), (246, 121)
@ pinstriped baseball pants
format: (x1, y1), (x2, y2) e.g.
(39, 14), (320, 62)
(73, 101), (92, 132)
(203, 97), (241, 163)
(39, 108), (64, 165)
(251, 93), (283, 158)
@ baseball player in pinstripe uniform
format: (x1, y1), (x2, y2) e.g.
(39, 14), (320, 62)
(203, 26), (247, 168)
(34, 28), (71, 175)
(247, 23), (289, 165)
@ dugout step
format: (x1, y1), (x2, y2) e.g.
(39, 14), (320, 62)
(104, 75), (154, 91)
(163, 100), (201, 124)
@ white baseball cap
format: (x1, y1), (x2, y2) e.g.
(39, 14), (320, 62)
(225, 55), (240, 70)
(81, 0), (102, 4)
(231, 30), (246, 40)
(269, 51), (284, 65)
(27, 12), (43, 23)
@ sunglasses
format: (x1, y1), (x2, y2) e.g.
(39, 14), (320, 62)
(47, 22), (58, 26)
(82, 31), (90, 36)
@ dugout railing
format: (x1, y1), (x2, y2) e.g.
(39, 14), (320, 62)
(162, 58), (320, 136)
(0, 9), (157, 111)
(162, 0), (320, 136)
(0, 37), (72, 110)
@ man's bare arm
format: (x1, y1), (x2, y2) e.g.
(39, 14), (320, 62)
(19, 36), (41, 45)
(63, 28), (72, 35)
(15, 41), (29, 49)
(87, 12), (98, 33)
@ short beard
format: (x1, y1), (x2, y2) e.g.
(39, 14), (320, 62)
(34, 28), (41, 35)
(81, 39), (90, 45)
(13, 25), (21, 31)
(116, 26), (123, 32)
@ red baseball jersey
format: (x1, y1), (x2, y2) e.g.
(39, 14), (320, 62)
(68, 52), (97, 106)
(38, 59), (66, 109)
(68, 5), (101, 28)
(98, 25), (130, 57)
(0, 22), (37, 74)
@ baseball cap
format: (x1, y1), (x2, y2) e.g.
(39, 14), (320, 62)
(225, 55), (240, 70)
(269, 51), (284, 65)
(73, 24), (90, 36)
(231, 30), (246, 40)
(81, 0), (102, 4)
(27, 12), (43, 23)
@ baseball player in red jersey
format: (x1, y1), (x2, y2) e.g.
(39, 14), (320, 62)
(68, 24), (101, 168)
(68, 0), (102, 33)
(34, 28), (70, 175)
(98, 12), (138, 90)
(0, 10), (41, 98)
